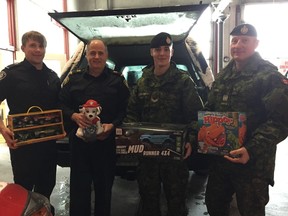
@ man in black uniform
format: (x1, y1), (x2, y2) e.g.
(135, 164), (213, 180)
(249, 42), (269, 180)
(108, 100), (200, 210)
(0, 31), (60, 215)
(59, 39), (130, 216)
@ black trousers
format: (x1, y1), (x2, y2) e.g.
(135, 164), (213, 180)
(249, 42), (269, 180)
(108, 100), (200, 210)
(69, 134), (116, 216)
(10, 141), (57, 199)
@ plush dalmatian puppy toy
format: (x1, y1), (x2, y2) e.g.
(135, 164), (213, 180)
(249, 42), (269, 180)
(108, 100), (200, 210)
(76, 99), (104, 141)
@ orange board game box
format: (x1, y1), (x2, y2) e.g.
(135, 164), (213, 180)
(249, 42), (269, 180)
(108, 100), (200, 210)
(197, 111), (247, 156)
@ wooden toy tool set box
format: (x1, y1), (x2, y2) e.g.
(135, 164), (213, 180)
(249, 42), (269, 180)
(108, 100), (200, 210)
(115, 122), (188, 160)
(8, 107), (65, 146)
(197, 111), (247, 156)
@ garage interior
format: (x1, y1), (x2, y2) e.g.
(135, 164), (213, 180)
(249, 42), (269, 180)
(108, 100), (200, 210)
(1, 0), (288, 216)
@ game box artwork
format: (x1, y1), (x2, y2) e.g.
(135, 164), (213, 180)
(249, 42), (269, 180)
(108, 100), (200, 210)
(115, 123), (188, 160)
(8, 106), (66, 146)
(197, 111), (247, 156)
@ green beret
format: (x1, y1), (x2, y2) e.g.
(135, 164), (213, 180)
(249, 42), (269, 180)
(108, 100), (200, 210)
(150, 32), (173, 48)
(230, 24), (257, 37)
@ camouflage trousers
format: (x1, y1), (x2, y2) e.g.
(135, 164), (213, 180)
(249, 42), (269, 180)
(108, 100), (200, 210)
(136, 158), (189, 216)
(205, 160), (269, 216)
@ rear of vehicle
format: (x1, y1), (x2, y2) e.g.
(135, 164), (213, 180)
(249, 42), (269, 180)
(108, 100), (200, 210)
(49, 4), (214, 178)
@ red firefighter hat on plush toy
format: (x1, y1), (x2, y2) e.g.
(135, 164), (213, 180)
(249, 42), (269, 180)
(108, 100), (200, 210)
(0, 182), (52, 216)
(82, 99), (100, 108)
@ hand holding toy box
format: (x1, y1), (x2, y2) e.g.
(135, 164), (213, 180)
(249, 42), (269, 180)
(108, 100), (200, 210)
(197, 111), (247, 156)
(8, 107), (65, 146)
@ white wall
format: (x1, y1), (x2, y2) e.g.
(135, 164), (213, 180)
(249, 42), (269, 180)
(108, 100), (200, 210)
(14, 0), (67, 74)
(243, 2), (288, 75)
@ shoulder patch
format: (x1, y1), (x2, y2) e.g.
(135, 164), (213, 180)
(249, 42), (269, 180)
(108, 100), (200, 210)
(0, 71), (7, 81)
(282, 78), (288, 85)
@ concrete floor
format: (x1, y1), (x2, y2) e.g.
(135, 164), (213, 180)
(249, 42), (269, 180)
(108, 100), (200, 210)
(1, 137), (288, 216)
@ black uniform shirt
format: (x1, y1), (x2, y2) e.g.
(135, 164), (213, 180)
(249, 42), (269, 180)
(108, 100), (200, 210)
(0, 59), (61, 114)
(59, 66), (130, 129)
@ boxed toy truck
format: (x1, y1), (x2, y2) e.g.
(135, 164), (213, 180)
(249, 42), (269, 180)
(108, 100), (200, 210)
(197, 111), (247, 156)
(8, 106), (66, 146)
(115, 122), (188, 160)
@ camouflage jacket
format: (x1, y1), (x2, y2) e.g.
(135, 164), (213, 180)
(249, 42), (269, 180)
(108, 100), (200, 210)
(125, 62), (204, 143)
(206, 52), (288, 185)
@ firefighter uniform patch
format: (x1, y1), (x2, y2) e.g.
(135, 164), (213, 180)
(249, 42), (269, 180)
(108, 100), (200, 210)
(282, 79), (288, 85)
(0, 71), (7, 81)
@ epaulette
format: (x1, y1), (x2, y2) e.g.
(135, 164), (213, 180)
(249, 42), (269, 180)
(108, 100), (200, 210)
(267, 61), (278, 71)
(178, 69), (188, 74)
(71, 68), (84, 75)
(111, 70), (129, 88)
(176, 68), (190, 78)
(112, 70), (126, 80)
(112, 70), (122, 76)
(258, 60), (278, 74)
(0, 63), (21, 81)
(61, 68), (84, 87)
(4, 62), (21, 71)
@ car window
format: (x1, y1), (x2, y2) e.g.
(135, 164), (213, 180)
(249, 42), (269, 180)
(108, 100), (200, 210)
(106, 60), (116, 70)
(176, 64), (188, 72)
(122, 65), (145, 81)
(122, 64), (189, 88)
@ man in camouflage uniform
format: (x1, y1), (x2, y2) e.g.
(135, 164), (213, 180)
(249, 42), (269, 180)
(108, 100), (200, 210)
(205, 24), (288, 216)
(125, 32), (204, 216)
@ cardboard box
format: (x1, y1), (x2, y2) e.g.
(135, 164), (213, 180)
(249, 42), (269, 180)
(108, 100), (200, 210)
(8, 107), (65, 146)
(197, 111), (247, 156)
(115, 122), (188, 160)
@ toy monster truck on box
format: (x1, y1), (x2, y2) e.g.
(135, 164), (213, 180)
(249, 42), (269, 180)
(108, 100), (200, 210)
(116, 122), (188, 160)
